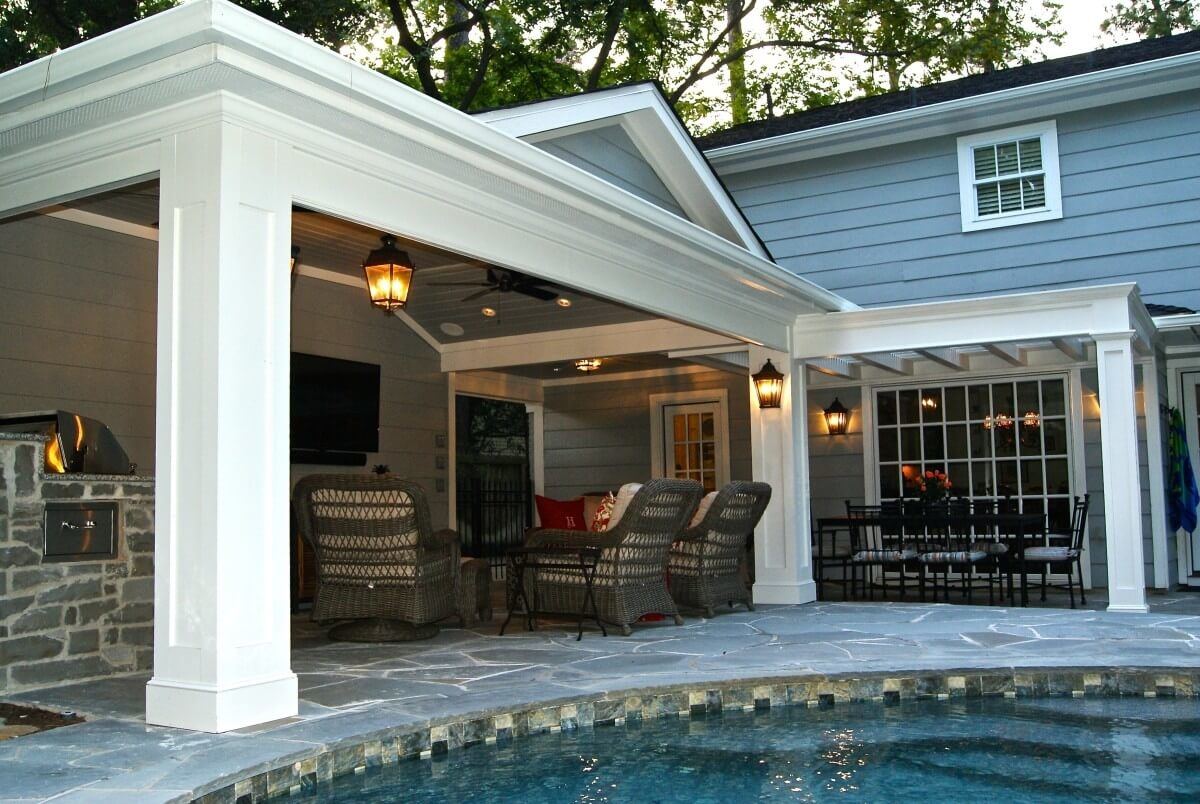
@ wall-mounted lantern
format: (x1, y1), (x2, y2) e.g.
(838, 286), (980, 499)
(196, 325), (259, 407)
(362, 235), (415, 314)
(751, 359), (785, 409)
(824, 397), (849, 435)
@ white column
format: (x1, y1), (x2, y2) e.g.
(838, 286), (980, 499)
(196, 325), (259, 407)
(146, 121), (298, 731)
(748, 346), (816, 605)
(1094, 332), (1149, 614)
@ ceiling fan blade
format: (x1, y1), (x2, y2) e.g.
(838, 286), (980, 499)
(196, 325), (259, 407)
(514, 284), (559, 302)
(427, 281), (492, 287)
(461, 288), (496, 303)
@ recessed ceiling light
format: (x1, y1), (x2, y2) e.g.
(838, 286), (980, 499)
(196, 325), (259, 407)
(439, 322), (465, 337)
(481, 307), (496, 317)
(556, 297), (572, 308)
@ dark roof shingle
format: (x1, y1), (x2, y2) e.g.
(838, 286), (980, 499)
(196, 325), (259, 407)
(696, 30), (1200, 151)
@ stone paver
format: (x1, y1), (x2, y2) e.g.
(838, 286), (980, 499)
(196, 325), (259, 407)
(2, 595), (1199, 802)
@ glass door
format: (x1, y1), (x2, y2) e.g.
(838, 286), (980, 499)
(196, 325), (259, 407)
(663, 402), (723, 493)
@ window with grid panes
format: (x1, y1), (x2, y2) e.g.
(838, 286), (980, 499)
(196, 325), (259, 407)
(956, 121), (1062, 232)
(874, 377), (1074, 533)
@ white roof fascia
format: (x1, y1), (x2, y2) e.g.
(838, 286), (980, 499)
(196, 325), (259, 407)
(0, 0), (854, 320)
(1154, 313), (1200, 331)
(476, 83), (773, 261)
(706, 49), (1200, 174)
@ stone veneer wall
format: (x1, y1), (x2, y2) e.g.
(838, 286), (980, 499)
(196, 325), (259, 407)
(0, 434), (155, 692)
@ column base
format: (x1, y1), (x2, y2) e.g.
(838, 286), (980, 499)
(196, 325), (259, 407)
(146, 671), (298, 732)
(752, 580), (817, 606)
(1106, 602), (1150, 614)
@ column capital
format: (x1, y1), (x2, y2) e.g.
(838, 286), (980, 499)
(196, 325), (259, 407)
(1090, 330), (1137, 344)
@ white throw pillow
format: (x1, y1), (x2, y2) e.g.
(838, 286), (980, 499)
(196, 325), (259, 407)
(607, 483), (643, 530)
(689, 491), (718, 528)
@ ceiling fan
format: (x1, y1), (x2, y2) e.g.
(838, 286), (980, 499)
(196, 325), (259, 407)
(428, 267), (559, 303)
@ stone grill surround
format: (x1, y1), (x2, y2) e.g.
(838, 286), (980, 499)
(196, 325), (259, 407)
(0, 434), (154, 692)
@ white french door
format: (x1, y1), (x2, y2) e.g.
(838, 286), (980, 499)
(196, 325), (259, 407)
(661, 402), (726, 493)
(1183, 372), (1200, 575)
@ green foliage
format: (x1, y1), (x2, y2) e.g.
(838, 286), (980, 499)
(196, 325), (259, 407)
(1, 0), (175, 70)
(1102, 0), (1198, 39)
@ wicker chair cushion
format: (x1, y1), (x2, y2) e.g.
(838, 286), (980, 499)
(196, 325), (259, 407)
(535, 495), (588, 531)
(852, 548), (916, 562)
(608, 483), (643, 529)
(918, 550), (987, 564)
(688, 492), (718, 528)
(1024, 546), (1078, 561)
(970, 540), (1009, 555)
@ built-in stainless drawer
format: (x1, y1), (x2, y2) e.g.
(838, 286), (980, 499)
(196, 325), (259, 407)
(43, 502), (118, 562)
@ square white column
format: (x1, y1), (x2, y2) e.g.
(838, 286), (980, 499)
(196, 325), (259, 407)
(146, 121), (298, 731)
(748, 346), (816, 605)
(1093, 331), (1149, 614)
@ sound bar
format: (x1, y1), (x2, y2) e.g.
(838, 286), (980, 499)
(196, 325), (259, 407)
(290, 449), (367, 467)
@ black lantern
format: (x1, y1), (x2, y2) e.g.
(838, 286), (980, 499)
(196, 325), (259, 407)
(362, 235), (415, 314)
(751, 359), (785, 409)
(824, 397), (849, 435)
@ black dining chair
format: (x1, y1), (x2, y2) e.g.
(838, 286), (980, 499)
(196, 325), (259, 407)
(845, 501), (911, 600)
(1016, 494), (1090, 608)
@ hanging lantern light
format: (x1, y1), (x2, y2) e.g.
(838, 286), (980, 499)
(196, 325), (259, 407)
(751, 359), (785, 409)
(362, 235), (415, 314)
(823, 397), (849, 435)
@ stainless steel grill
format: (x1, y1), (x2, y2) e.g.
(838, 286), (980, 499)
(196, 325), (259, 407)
(0, 410), (135, 475)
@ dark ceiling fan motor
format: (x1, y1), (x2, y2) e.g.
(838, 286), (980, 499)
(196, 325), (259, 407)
(428, 267), (558, 303)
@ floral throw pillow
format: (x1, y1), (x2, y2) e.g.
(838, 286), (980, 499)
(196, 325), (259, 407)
(591, 492), (617, 532)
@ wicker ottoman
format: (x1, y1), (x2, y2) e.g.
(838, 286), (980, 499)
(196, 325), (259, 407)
(458, 558), (493, 627)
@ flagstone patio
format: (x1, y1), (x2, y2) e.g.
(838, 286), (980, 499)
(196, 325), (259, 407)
(3, 595), (1200, 802)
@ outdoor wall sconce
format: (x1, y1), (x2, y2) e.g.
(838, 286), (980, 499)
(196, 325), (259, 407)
(575, 357), (602, 373)
(823, 397), (849, 435)
(751, 360), (785, 409)
(362, 234), (415, 314)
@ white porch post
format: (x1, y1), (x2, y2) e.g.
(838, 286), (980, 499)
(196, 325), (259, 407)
(146, 121), (298, 731)
(1093, 332), (1149, 614)
(748, 346), (816, 605)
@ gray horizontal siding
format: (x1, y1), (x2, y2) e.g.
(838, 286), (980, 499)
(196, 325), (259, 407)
(535, 125), (687, 218)
(723, 90), (1200, 310)
(808, 387), (865, 523)
(542, 370), (751, 500)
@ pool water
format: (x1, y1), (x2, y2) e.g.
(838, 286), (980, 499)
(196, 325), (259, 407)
(295, 697), (1200, 802)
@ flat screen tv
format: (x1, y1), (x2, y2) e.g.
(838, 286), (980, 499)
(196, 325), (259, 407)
(291, 352), (380, 455)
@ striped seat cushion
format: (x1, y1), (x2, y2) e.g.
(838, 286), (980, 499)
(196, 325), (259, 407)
(970, 541), (1009, 555)
(918, 550), (987, 564)
(1024, 546), (1078, 561)
(852, 548), (916, 563)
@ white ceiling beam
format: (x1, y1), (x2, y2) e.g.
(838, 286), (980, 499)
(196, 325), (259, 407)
(854, 352), (913, 375)
(1051, 337), (1088, 362)
(440, 319), (740, 372)
(682, 354), (749, 375)
(983, 343), (1026, 366)
(918, 347), (969, 370)
(806, 357), (860, 380)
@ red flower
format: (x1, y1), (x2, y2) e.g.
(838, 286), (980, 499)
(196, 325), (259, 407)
(925, 471), (934, 479)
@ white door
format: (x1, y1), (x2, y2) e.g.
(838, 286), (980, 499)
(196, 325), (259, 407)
(1183, 372), (1200, 575)
(662, 402), (725, 493)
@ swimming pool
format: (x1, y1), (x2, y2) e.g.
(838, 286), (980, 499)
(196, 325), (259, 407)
(291, 697), (1200, 802)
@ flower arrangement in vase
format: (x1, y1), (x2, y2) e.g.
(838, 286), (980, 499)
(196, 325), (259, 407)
(909, 469), (952, 505)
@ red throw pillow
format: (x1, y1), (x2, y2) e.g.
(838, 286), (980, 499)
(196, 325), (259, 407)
(535, 495), (587, 531)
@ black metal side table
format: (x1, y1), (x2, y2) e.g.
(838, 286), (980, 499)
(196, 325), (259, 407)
(500, 545), (606, 641)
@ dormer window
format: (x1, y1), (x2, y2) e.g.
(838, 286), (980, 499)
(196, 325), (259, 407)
(957, 121), (1062, 232)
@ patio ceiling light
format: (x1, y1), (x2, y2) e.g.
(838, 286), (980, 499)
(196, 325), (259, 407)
(481, 307), (496, 317)
(362, 235), (415, 315)
(556, 297), (572, 308)
(823, 396), (849, 435)
(575, 358), (602, 373)
(752, 359), (785, 409)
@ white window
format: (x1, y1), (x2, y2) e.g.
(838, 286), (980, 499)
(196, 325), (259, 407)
(649, 390), (730, 493)
(956, 121), (1062, 232)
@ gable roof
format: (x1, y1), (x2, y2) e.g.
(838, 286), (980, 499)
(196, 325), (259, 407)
(701, 30), (1200, 171)
(475, 82), (772, 259)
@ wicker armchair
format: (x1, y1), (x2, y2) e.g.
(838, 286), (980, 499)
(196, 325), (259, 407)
(292, 474), (459, 642)
(525, 478), (703, 635)
(669, 481), (771, 617)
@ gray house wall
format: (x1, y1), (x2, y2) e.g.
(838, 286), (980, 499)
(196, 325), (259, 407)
(534, 125), (688, 218)
(722, 90), (1200, 310)
(542, 370), (752, 500)
(0, 215), (450, 527)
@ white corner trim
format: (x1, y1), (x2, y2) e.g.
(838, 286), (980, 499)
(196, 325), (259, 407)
(956, 120), (1062, 233)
